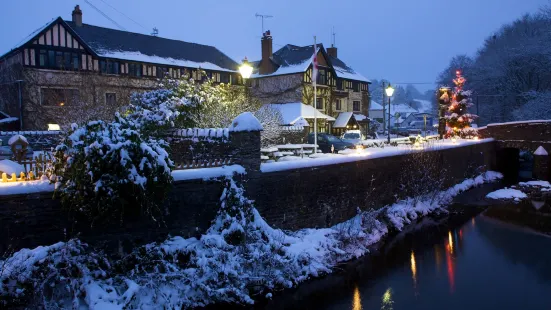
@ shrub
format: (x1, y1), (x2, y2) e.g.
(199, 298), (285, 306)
(52, 115), (173, 224)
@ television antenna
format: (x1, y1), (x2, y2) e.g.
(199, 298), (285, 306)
(255, 13), (273, 34)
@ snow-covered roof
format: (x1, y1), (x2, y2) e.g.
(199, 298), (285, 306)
(99, 50), (236, 72)
(369, 100), (383, 111)
(229, 112), (263, 132)
(386, 103), (418, 116)
(333, 112), (354, 128)
(412, 99), (433, 113)
(64, 20), (238, 71)
(251, 46), (319, 78)
(266, 102), (335, 125)
(251, 43), (370, 82)
(333, 65), (370, 83)
(354, 114), (368, 121)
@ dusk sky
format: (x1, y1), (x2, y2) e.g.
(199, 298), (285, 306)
(1, 0), (548, 91)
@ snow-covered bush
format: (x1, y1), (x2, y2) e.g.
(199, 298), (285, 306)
(52, 116), (173, 223)
(0, 171), (503, 308)
(0, 240), (109, 309)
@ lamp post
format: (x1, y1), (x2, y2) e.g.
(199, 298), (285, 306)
(238, 57), (253, 81)
(385, 84), (395, 143)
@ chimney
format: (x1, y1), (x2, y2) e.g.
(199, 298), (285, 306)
(72, 5), (83, 27)
(327, 44), (337, 58)
(259, 30), (273, 75)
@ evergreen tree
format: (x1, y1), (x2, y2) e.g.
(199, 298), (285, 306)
(445, 70), (478, 138)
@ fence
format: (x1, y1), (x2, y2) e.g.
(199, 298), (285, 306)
(167, 127), (261, 171)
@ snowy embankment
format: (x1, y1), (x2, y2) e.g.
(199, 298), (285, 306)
(486, 180), (551, 201)
(0, 171), (502, 309)
(262, 138), (494, 173)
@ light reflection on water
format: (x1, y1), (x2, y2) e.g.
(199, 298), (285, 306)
(352, 285), (362, 310)
(268, 214), (551, 310)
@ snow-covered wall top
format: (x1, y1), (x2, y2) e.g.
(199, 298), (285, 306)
(229, 112), (263, 132)
(170, 128), (229, 139)
(0, 131), (61, 136)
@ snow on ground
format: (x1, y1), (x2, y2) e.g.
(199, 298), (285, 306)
(0, 180), (54, 195)
(262, 138), (493, 173)
(0, 160), (25, 174)
(518, 180), (551, 188)
(172, 165), (245, 181)
(0, 171), (502, 309)
(486, 188), (527, 200)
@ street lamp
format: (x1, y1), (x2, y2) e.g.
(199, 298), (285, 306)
(239, 57), (253, 81)
(385, 84), (395, 143)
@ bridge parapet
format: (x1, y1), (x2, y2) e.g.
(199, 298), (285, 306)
(479, 120), (551, 152)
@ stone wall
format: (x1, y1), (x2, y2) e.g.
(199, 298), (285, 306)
(0, 178), (227, 254)
(168, 129), (261, 171)
(479, 121), (551, 150)
(248, 141), (496, 230)
(0, 141), (495, 253)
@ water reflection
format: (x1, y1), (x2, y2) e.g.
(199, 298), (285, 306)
(434, 245), (442, 273)
(446, 231), (456, 293)
(381, 288), (394, 310)
(410, 251), (418, 293)
(352, 285), (362, 310)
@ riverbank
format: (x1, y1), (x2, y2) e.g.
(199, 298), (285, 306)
(0, 172), (502, 309)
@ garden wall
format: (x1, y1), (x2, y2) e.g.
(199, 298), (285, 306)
(0, 140), (496, 253)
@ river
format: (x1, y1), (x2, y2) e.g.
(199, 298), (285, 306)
(261, 213), (551, 310)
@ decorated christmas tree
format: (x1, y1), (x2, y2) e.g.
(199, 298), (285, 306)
(445, 70), (478, 138)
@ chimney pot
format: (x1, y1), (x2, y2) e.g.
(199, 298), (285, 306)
(260, 30), (274, 75)
(327, 46), (338, 58)
(72, 5), (83, 27)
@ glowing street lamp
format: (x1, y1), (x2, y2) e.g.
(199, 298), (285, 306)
(239, 57), (253, 80)
(385, 84), (395, 143)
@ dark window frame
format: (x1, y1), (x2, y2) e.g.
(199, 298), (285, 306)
(353, 100), (361, 112)
(105, 92), (117, 105)
(316, 97), (324, 109)
(336, 99), (342, 111)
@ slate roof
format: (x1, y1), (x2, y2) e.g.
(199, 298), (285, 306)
(63, 21), (238, 71)
(252, 43), (369, 82)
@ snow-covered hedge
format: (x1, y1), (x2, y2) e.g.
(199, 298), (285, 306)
(0, 171), (502, 308)
(52, 116), (173, 222)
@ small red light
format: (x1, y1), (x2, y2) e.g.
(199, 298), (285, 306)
(456, 70), (461, 75)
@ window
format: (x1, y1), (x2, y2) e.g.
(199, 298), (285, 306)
(316, 97), (324, 109)
(128, 63), (142, 77)
(352, 82), (360, 92)
(220, 72), (230, 84)
(317, 69), (327, 85)
(105, 93), (117, 105)
(100, 60), (120, 74)
(39, 50), (48, 67)
(353, 101), (361, 112)
(336, 80), (344, 91)
(40, 88), (80, 106)
(336, 99), (342, 111)
(156, 67), (168, 78)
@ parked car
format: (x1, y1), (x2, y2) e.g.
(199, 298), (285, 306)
(341, 130), (365, 144)
(390, 127), (410, 137)
(308, 133), (355, 153)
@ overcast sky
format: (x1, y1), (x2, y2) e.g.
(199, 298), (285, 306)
(1, 0), (548, 91)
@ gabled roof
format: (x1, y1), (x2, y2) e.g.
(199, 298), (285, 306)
(333, 112), (354, 128)
(369, 100), (383, 110)
(329, 55), (370, 83)
(251, 44), (321, 78)
(266, 102), (335, 125)
(251, 43), (370, 82)
(1, 17), (238, 72)
(64, 21), (238, 72)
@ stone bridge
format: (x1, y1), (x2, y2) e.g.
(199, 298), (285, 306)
(479, 120), (551, 181)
